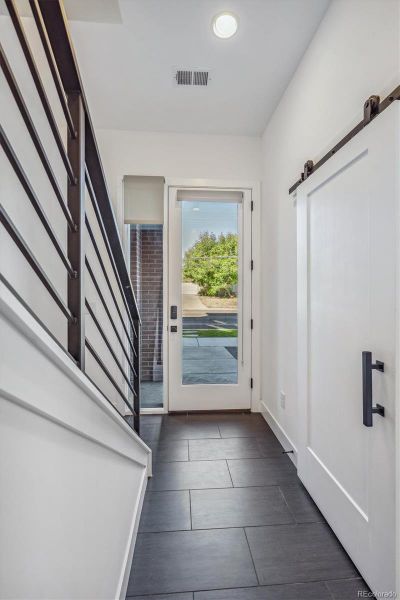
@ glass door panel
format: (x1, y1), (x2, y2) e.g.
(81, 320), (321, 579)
(181, 200), (239, 385)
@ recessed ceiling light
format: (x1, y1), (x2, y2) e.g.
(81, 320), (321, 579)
(212, 12), (238, 39)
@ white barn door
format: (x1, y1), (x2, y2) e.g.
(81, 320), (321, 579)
(297, 103), (398, 594)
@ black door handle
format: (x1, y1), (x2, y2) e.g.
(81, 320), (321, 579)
(362, 351), (385, 427)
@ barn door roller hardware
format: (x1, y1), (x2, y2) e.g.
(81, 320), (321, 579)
(289, 85), (400, 195)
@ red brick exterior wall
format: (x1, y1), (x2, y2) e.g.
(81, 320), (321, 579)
(130, 225), (163, 382)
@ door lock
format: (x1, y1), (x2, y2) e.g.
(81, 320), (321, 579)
(170, 325), (178, 332)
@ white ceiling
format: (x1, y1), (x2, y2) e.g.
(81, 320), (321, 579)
(67, 0), (330, 136)
(2, 0), (123, 23)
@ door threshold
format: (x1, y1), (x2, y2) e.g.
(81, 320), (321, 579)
(168, 409), (251, 415)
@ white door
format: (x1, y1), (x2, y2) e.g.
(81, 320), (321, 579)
(297, 104), (398, 593)
(168, 187), (252, 411)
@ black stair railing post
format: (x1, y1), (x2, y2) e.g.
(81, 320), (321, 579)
(67, 92), (85, 368)
(133, 319), (141, 434)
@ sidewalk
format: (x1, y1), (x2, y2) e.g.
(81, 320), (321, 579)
(183, 336), (238, 347)
(182, 282), (237, 316)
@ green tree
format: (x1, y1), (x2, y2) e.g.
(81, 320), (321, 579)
(183, 232), (238, 297)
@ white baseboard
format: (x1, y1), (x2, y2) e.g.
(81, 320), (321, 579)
(117, 468), (149, 599)
(260, 401), (298, 467)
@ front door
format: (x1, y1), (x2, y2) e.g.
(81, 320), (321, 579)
(297, 104), (398, 593)
(168, 187), (252, 411)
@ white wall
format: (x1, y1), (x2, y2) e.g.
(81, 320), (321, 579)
(95, 128), (262, 230)
(260, 0), (400, 452)
(0, 284), (151, 600)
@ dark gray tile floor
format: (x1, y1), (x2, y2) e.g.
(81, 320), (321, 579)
(127, 413), (370, 599)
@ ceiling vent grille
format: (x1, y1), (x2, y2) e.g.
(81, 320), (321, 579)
(176, 70), (192, 85)
(174, 69), (210, 87)
(193, 71), (209, 86)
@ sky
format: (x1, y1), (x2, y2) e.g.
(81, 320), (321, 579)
(181, 201), (238, 254)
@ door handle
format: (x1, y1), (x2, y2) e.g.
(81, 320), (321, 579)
(362, 351), (385, 427)
(170, 305), (177, 319)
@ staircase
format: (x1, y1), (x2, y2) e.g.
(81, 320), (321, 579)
(0, 1), (151, 597)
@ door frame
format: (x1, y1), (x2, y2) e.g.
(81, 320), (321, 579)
(164, 178), (261, 414)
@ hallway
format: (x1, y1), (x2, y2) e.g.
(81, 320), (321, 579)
(127, 414), (369, 599)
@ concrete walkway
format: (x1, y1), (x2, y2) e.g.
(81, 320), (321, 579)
(182, 282), (208, 317)
(182, 341), (238, 384)
(182, 282), (237, 316)
(183, 336), (237, 347)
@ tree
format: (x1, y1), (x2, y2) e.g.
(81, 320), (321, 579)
(183, 232), (238, 297)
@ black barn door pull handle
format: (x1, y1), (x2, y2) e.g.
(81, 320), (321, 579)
(362, 351), (385, 427)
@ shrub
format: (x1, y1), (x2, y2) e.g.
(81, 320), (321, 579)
(183, 232), (238, 297)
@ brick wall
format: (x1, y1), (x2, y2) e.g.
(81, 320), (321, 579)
(130, 225), (163, 382)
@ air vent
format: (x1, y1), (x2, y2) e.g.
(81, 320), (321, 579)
(193, 71), (209, 86)
(174, 69), (210, 87)
(176, 70), (192, 85)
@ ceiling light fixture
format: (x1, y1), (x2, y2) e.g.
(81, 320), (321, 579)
(212, 12), (238, 39)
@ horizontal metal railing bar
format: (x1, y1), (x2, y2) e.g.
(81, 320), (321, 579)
(38, 0), (141, 325)
(0, 44), (76, 232)
(85, 338), (136, 412)
(85, 299), (136, 396)
(85, 169), (139, 334)
(1, 126), (76, 278)
(5, 0), (76, 185)
(0, 273), (77, 363)
(0, 203), (75, 323)
(83, 372), (136, 432)
(85, 258), (138, 375)
(85, 216), (138, 356)
(29, 0), (76, 139)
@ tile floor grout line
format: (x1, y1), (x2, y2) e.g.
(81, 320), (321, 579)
(243, 526), (261, 586)
(189, 488), (193, 530)
(226, 455), (295, 461)
(323, 580), (336, 600)
(188, 454), (281, 462)
(277, 484), (298, 524)
(138, 519), (304, 535)
(137, 521), (336, 537)
(186, 438), (190, 461)
(147, 483), (301, 492)
(225, 458), (234, 488)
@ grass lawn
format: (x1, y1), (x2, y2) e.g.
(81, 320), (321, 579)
(183, 328), (237, 338)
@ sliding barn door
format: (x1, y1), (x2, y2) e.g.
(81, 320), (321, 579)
(297, 103), (398, 593)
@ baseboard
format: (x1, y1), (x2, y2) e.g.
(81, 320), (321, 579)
(260, 401), (298, 467)
(117, 467), (149, 599)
